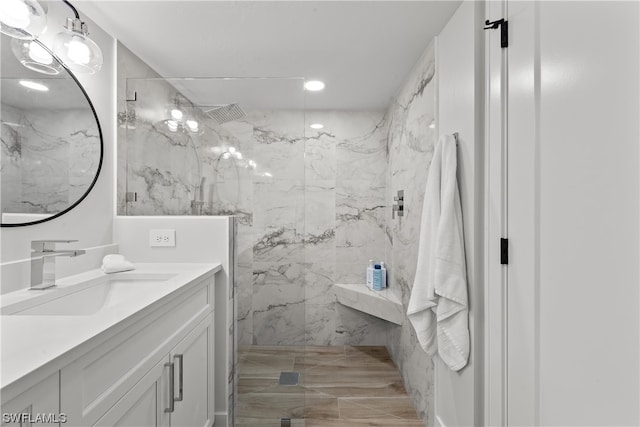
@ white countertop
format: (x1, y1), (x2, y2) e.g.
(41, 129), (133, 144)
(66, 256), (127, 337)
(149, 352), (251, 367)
(0, 263), (221, 392)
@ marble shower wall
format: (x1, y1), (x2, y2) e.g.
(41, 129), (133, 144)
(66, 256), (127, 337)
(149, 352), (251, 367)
(235, 110), (391, 347)
(1, 104), (99, 214)
(384, 41), (437, 425)
(303, 111), (389, 346)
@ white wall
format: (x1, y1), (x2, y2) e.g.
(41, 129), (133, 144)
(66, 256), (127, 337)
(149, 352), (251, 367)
(435, 1), (484, 426)
(0, 2), (116, 291)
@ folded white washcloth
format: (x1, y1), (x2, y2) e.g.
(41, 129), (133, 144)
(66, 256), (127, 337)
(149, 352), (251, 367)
(102, 254), (135, 274)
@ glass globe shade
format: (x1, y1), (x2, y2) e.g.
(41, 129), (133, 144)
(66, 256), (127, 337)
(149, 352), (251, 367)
(53, 27), (103, 74)
(0, 0), (47, 40)
(11, 39), (63, 75)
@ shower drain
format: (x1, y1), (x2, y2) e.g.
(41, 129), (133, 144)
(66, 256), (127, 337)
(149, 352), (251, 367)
(278, 371), (300, 386)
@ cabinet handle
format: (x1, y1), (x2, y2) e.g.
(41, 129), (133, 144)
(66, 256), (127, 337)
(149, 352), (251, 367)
(174, 354), (184, 402)
(165, 362), (175, 413)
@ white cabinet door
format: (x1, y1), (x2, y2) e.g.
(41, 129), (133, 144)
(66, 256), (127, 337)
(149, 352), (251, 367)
(1, 373), (60, 427)
(169, 314), (214, 427)
(94, 357), (170, 427)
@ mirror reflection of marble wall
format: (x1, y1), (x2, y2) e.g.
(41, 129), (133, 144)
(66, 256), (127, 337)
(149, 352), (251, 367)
(1, 102), (99, 215)
(0, 35), (102, 225)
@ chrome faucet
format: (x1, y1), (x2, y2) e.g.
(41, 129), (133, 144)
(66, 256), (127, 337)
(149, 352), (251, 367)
(30, 240), (86, 290)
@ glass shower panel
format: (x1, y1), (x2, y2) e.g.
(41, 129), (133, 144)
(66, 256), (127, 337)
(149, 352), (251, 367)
(123, 79), (203, 215)
(123, 77), (307, 426)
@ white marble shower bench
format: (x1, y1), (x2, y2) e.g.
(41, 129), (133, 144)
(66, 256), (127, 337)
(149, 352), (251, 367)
(334, 283), (404, 325)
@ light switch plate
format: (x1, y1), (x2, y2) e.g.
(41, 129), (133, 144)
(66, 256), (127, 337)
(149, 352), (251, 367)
(149, 229), (176, 247)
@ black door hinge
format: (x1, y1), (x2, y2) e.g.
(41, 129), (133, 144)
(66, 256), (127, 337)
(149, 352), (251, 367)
(500, 238), (509, 265)
(484, 19), (508, 48)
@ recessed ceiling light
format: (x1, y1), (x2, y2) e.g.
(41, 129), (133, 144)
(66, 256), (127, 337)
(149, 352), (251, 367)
(310, 123), (324, 129)
(19, 79), (48, 91)
(304, 80), (325, 91)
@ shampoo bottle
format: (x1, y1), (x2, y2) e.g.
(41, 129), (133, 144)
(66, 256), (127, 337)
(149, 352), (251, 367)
(366, 259), (374, 289)
(373, 264), (383, 291)
(380, 262), (387, 289)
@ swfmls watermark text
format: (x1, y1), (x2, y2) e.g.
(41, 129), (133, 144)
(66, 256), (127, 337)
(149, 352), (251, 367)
(2, 412), (68, 424)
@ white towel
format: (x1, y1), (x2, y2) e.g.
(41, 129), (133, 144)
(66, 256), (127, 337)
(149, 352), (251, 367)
(407, 134), (469, 371)
(101, 254), (135, 274)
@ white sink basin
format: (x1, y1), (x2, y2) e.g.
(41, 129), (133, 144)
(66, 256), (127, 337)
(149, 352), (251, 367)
(1, 273), (176, 316)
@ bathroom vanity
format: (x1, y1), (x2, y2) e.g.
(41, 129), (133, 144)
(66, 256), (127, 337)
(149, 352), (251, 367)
(1, 263), (220, 427)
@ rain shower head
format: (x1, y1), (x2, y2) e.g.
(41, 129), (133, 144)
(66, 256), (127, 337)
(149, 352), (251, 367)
(205, 104), (247, 125)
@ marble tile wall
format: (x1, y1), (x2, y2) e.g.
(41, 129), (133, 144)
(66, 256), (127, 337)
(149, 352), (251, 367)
(236, 110), (391, 347)
(303, 111), (389, 346)
(1, 104), (99, 214)
(384, 41), (437, 425)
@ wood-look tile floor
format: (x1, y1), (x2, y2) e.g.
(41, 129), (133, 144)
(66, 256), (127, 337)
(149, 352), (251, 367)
(236, 346), (424, 427)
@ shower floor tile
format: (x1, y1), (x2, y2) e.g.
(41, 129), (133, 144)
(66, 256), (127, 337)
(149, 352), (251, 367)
(236, 345), (423, 426)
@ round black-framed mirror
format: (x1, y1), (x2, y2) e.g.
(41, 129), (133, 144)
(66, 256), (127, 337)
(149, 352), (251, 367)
(1, 37), (103, 227)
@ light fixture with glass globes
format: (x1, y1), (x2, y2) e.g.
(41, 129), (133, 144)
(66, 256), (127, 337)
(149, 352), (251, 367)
(0, 0), (47, 40)
(52, 0), (103, 74)
(0, 0), (103, 74)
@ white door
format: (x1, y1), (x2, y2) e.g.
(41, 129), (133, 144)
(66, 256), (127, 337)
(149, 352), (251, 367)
(487, 1), (640, 425)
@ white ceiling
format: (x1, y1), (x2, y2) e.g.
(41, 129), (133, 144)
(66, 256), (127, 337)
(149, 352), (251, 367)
(80, 1), (461, 111)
